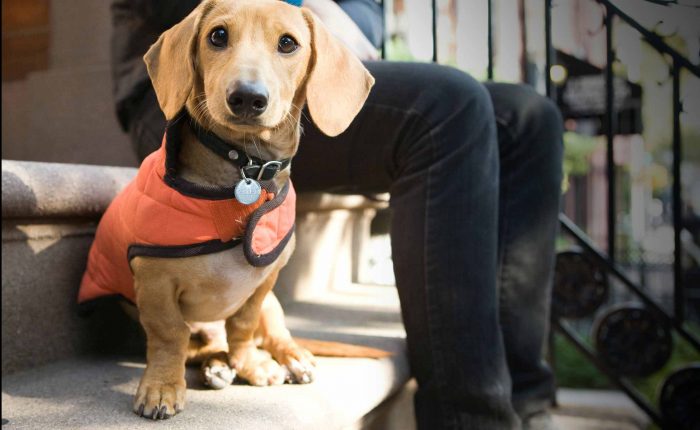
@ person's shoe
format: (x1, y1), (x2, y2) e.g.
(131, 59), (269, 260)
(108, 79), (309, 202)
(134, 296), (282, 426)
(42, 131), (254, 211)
(522, 411), (557, 430)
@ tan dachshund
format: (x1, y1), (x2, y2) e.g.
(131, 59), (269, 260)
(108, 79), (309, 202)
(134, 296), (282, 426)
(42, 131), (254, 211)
(130, 0), (374, 419)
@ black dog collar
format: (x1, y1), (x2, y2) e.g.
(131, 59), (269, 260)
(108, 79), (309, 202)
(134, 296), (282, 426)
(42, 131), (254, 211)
(188, 118), (291, 181)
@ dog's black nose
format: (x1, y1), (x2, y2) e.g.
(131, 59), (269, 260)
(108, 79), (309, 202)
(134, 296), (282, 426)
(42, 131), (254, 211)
(227, 81), (268, 118)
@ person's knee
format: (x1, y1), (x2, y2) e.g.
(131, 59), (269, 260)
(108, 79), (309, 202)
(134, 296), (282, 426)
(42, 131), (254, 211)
(421, 64), (493, 128)
(496, 85), (563, 167)
(520, 90), (564, 191)
(364, 62), (493, 133)
(405, 64), (495, 160)
(491, 84), (563, 148)
(522, 89), (564, 142)
(361, 62), (497, 171)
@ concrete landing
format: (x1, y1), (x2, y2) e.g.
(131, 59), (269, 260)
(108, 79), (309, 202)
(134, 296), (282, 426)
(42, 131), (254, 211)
(2, 354), (408, 430)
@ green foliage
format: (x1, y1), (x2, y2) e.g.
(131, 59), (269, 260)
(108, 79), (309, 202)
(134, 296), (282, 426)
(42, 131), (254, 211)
(553, 333), (612, 390)
(563, 132), (599, 176)
(554, 329), (700, 404)
(680, 127), (700, 163)
(630, 337), (700, 405)
(384, 35), (415, 62)
(561, 132), (600, 192)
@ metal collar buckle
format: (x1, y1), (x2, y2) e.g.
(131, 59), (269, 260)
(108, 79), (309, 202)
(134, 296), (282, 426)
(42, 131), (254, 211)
(258, 161), (282, 180)
(240, 160), (284, 182)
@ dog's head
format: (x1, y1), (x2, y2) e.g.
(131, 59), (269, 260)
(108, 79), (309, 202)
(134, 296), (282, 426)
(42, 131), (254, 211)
(144, 0), (374, 146)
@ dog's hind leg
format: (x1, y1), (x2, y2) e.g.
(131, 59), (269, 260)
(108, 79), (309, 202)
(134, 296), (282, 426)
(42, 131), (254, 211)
(187, 321), (236, 389)
(187, 321), (228, 363)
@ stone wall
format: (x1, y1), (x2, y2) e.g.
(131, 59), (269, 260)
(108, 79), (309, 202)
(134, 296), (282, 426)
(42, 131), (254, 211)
(2, 0), (137, 167)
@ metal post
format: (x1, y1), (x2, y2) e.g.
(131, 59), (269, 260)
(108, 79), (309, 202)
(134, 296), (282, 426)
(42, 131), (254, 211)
(487, 0), (494, 80)
(432, 0), (438, 62)
(518, 0), (528, 83)
(544, 0), (553, 98)
(379, 0), (386, 59)
(605, 9), (616, 262)
(672, 61), (684, 323)
(547, 328), (558, 407)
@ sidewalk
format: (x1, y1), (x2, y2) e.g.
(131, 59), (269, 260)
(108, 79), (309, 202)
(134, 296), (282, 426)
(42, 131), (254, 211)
(552, 388), (650, 429)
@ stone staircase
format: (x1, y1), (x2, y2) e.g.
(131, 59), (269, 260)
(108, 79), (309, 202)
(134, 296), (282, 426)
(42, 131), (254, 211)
(1, 159), (412, 429)
(1, 160), (654, 430)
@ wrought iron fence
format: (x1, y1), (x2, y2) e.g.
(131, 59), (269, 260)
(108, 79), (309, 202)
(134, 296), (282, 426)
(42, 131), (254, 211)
(378, 0), (700, 427)
(552, 3), (699, 428)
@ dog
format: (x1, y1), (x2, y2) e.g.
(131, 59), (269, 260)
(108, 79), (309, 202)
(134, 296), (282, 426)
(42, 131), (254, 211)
(77, 0), (375, 419)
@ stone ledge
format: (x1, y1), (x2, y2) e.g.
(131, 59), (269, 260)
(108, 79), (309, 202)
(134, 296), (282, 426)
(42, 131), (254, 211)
(2, 160), (135, 219)
(1, 159), (387, 219)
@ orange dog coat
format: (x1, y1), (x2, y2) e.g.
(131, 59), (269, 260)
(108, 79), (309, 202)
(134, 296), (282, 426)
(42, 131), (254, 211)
(78, 120), (295, 305)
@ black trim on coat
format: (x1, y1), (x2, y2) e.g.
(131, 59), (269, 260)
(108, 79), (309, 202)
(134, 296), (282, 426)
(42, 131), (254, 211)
(244, 182), (296, 267)
(127, 238), (243, 261)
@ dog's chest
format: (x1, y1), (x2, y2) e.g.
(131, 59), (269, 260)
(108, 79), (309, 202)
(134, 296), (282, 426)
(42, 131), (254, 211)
(170, 235), (294, 322)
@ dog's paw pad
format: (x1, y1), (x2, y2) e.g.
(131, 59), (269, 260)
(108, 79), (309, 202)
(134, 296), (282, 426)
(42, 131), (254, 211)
(231, 349), (287, 386)
(285, 358), (315, 384)
(202, 363), (235, 390)
(244, 359), (286, 386)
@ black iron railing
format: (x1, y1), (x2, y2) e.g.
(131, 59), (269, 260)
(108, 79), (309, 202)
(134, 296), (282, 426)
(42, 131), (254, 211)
(380, 0), (699, 428)
(549, 3), (699, 428)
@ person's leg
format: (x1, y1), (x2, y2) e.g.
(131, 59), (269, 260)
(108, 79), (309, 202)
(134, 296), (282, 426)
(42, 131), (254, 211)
(485, 83), (563, 421)
(294, 61), (518, 430)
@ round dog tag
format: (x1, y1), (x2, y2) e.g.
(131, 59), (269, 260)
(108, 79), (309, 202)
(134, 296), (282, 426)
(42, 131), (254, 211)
(234, 178), (262, 205)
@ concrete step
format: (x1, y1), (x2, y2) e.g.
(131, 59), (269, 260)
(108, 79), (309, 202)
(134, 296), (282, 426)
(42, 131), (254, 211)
(1, 355), (407, 430)
(371, 381), (651, 430)
(1, 286), (409, 430)
(553, 388), (650, 429)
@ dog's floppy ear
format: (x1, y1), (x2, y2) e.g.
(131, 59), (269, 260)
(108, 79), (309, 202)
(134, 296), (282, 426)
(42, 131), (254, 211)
(143, 2), (207, 120)
(302, 9), (375, 137)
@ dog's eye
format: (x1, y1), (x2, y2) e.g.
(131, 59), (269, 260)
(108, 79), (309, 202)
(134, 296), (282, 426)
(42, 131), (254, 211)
(277, 35), (298, 54)
(209, 27), (228, 48)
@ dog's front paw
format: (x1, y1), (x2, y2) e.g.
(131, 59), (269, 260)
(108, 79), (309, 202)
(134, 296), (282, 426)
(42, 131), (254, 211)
(229, 346), (287, 386)
(133, 379), (185, 420)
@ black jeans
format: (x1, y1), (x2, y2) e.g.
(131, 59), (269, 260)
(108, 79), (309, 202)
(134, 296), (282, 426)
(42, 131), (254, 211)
(129, 61), (563, 430)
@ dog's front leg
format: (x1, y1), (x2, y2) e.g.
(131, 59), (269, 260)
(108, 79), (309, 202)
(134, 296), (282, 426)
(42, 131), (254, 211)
(260, 292), (316, 383)
(132, 272), (189, 419)
(225, 269), (288, 386)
